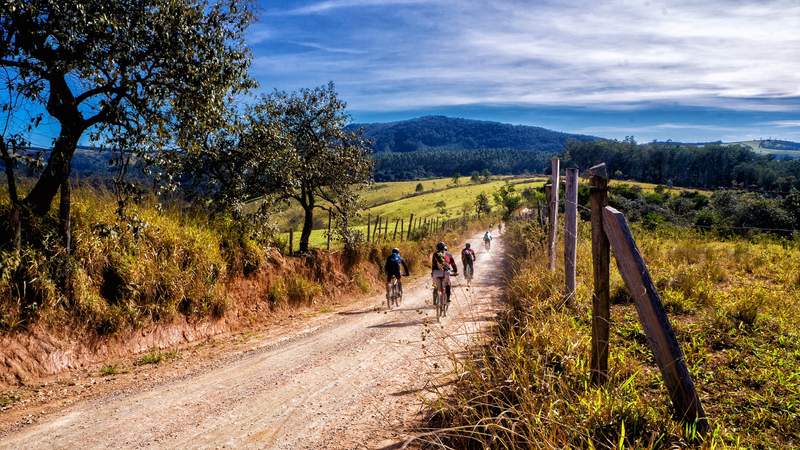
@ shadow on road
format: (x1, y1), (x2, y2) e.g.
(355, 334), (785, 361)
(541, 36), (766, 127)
(367, 318), (433, 329)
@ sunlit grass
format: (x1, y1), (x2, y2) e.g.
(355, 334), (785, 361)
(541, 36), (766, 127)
(429, 221), (800, 448)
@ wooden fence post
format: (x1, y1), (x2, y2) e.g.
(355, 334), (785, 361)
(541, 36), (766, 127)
(589, 163), (610, 385)
(384, 218), (389, 240)
(407, 214), (414, 239)
(392, 218), (398, 240)
(289, 228), (294, 257)
(374, 216), (381, 241)
(603, 206), (707, 430)
(400, 219), (404, 241)
(326, 211), (332, 250)
(548, 157), (560, 272)
(564, 167), (579, 306)
(367, 212), (371, 244)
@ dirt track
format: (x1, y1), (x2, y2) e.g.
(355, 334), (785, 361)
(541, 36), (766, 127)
(0, 231), (505, 449)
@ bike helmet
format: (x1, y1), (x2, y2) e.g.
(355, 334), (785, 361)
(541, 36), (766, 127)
(436, 242), (446, 251)
(465, 243), (471, 248)
(391, 247), (400, 254)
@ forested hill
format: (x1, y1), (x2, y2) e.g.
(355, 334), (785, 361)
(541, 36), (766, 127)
(351, 116), (598, 153)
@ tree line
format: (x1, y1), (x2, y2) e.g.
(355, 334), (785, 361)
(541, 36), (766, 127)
(563, 139), (800, 191)
(374, 149), (550, 181)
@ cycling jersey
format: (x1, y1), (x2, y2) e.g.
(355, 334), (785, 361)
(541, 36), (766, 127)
(385, 254), (410, 281)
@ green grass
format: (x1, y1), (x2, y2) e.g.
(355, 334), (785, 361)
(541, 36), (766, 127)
(134, 349), (179, 366)
(731, 140), (800, 157)
(279, 176), (545, 250)
(430, 222), (800, 449)
(99, 364), (126, 376)
(0, 391), (20, 409)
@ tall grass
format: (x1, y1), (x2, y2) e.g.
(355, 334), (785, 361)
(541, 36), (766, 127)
(427, 221), (800, 448)
(0, 183), (495, 336)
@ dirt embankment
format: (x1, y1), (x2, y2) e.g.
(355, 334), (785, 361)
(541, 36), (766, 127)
(0, 248), (382, 387)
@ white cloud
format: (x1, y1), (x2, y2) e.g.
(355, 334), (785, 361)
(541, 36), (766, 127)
(766, 120), (800, 128)
(279, 0), (432, 15)
(252, 0), (800, 112)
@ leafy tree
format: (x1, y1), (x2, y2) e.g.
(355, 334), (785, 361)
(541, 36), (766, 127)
(493, 183), (522, 219)
(415, 182), (424, 192)
(470, 171), (481, 183)
(165, 107), (285, 242)
(435, 200), (447, 215)
(259, 83), (372, 253)
(451, 172), (461, 185)
(0, 0), (254, 245)
(481, 169), (492, 183)
(474, 192), (491, 218)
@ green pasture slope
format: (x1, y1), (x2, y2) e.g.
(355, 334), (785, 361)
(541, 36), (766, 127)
(281, 176), (546, 249)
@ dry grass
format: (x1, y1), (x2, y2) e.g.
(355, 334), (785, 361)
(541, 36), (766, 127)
(427, 222), (800, 449)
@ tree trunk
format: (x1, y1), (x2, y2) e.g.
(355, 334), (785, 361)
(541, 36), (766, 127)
(60, 178), (71, 254)
(1, 139), (21, 253)
(24, 126), (81, 216)
(299, 194), (314, 254)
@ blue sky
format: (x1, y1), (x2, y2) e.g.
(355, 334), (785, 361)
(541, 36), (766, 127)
(249, 0), (800, 142)
(8, 0), (800, 145)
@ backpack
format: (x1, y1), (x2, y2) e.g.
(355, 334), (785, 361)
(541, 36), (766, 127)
(432, 251), (450, 271)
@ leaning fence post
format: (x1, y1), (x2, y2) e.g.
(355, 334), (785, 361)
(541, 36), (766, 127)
(400, 219), (404, 241)
(603, 206), (707, 430)
(564, 167), (579, 306)
(589, 163), (610, 385)
(392, 218), (399, 240)
(289, 228), (294, 257)
(384, 218), (389, 240)
(407, 214), (414, 239)
(548, 157), (560, 272)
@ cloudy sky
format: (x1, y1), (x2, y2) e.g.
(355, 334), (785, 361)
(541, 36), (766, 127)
(251, 0), (800, 142)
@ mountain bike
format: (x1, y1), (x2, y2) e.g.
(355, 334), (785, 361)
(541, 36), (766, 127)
(387, 276), (402, 309)
(464, 263), (474, 287)
(432, 271), (456, 321)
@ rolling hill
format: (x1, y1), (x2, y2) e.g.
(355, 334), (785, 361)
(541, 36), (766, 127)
(351, 115), (598, 153)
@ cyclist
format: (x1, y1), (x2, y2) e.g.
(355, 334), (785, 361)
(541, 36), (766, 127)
(384, 248), (410, 300)
(498, 222), (503, 233)
(461, 243), (476, 280)
(483, 230), (493, 249)
(431, 242), (458, 304)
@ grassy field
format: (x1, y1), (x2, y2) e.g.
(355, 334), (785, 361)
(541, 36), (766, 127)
(732, 140), (800, 158)
(429, 222), (800, 448)
(280, 176), (545, 250)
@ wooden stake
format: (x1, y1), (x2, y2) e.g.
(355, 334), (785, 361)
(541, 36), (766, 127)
(367, 212), (371, 244)
(400, 219), (404, 241)
(326, 211), (332, 250)
(393, 219), (399, 240)
(289, 228), (294, 257)
(589, 163), (610, 385)
(603, 206), (706, 430)
(564, 168), (579, 306)
(407, 214), (414, 239)
(548, 157), (560, 272)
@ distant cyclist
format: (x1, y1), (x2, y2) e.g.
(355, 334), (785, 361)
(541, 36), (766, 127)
(498, 222), (503, 233)
(431, 242), (458, 304)
(461, 243), (476, 282)
(384, 248), (410, 300)
(483, 230), (493, 250)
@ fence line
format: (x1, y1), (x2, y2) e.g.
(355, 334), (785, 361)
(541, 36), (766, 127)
(533, 159), (707, 432)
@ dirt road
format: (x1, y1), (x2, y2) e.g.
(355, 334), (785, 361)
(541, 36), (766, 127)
(0, 232), (505, 449)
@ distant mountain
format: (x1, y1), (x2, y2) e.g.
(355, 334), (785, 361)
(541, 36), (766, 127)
(350, 115), (599, 153)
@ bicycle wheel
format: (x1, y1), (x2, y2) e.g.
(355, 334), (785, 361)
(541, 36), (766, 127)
(433, 288), (442, 321)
